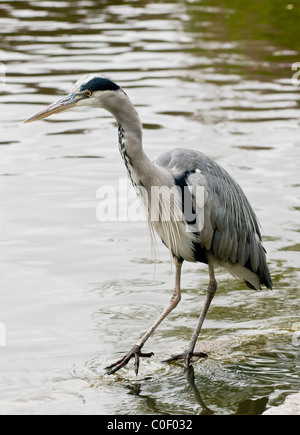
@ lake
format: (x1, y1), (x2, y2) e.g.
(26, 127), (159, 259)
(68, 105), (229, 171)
(0, 0), (299, 415)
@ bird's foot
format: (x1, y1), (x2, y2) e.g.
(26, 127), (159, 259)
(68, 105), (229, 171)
(162, 350), (208, 368)
(105, 345), (154, 375)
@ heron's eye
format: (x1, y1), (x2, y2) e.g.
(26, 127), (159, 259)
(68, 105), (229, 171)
(85, 90), (92, 97)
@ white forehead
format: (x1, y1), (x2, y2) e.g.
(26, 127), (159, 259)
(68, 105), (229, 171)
(71, 73), (107, 93)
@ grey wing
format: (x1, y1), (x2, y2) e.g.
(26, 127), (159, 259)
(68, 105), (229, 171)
(155, 148), (272, 289)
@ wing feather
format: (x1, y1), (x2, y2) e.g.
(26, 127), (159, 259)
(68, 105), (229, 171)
(155, 148), (272, 289)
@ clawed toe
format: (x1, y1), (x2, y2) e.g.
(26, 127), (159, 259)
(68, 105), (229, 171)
(162, 350), (208, 367)
(105, 345), (154, 375)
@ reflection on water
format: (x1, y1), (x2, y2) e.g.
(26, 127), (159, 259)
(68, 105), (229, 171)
(0, 0), (299, 415)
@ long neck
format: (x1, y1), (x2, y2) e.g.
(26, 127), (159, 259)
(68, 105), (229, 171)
(101, 90), (157, 186)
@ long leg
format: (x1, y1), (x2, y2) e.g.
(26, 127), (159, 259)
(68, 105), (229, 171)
(163, 264), (217, 368)
(105, 257), (183, 375)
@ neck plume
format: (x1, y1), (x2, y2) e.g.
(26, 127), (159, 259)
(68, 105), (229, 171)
(98, 88), (194, 262)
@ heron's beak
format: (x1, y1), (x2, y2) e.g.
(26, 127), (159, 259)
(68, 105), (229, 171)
(24, 93), (82, 123)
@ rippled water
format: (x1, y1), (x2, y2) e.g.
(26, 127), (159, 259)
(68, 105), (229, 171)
(0, 0), (299, 415)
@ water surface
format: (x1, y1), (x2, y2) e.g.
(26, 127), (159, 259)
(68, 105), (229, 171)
(0, 0), (299, 415)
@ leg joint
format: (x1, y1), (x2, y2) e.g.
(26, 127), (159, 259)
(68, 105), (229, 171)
(170, 290), (181, 306)
(207, 279), (217, 298)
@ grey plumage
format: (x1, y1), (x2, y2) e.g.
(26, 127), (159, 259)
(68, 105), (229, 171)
(25, 73), (273, 374)
(155, 148), (272, 290)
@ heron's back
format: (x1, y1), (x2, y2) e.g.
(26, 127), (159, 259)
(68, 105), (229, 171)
(154, 148), (272, 290)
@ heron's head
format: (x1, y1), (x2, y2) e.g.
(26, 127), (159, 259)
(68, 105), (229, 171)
(24, 74), (123, 123)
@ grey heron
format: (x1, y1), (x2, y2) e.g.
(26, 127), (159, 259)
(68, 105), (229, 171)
(25, 74), (273, 375)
